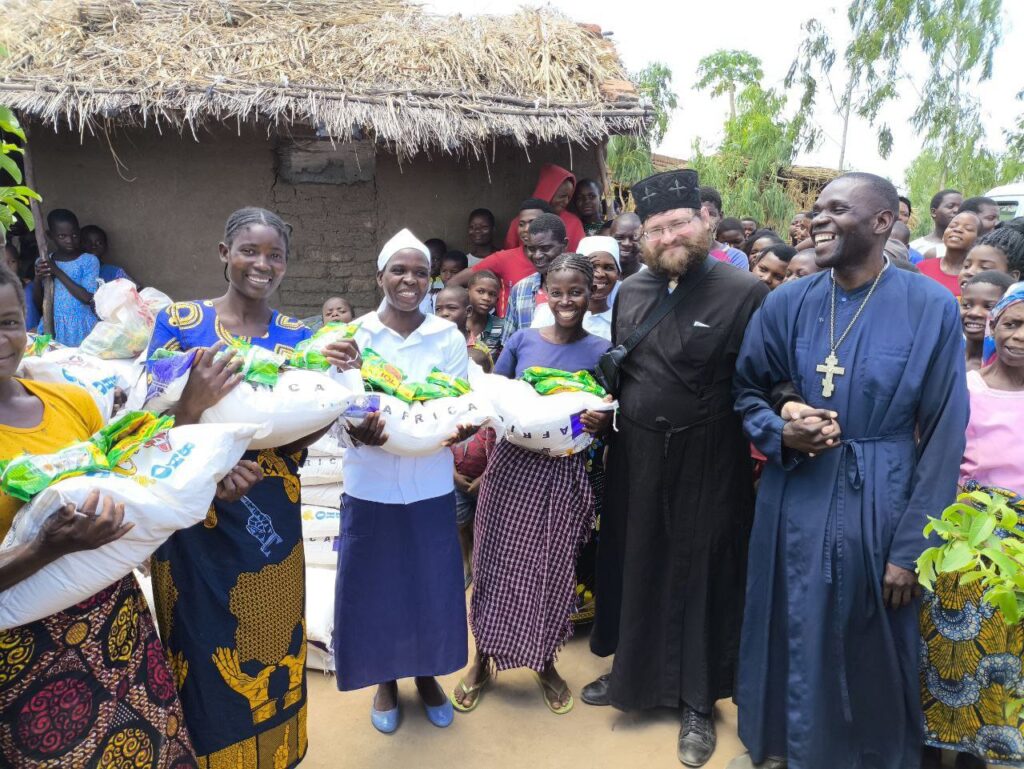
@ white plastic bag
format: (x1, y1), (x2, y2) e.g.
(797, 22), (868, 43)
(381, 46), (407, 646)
(301, 503), (341, 539)
(305, 565), (336, 671)
(19, 348), (119, 419)
(304, 537), (339, 567)
(299, 455), (344, 485)
(302, 483), (342, 509)
(80, 279), (171, 360)
(147, 354), (359, 450)
(340, 391), (498, 458)
(0, 422), (257, 629)
(307, 432), (346, 458)
(471, 372), (615, 457)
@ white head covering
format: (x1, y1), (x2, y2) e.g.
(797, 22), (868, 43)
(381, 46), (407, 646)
(377, 228), (431, 271)
(578, 235), (620, 269)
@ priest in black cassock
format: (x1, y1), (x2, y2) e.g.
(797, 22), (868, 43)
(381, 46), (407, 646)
(582, 169), (768, 767)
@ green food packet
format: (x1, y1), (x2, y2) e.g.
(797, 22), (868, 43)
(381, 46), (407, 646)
(426, 368), (471, 396)
(394, 381), (452, 403)
(361, 348), (406, 395)
(523, 367), (606, 397)
(289, 322), (361, 371)
(0, 441), (111, 502)
(102, 411), (175, 468)
(24, 334), (53, 357)
(222, 342), (285, 387)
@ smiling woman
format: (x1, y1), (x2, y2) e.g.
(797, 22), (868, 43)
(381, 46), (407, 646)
(144, 206), (317, 769)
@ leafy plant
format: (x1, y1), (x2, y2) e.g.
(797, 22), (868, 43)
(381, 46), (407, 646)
(695, 50), (763, 122)
(0, 105), (41, 240)
(917, 488), (1024, 624)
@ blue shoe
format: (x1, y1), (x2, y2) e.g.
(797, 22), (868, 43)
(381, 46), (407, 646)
(423, 697), (455, 728)
(371, 704), (399, 734)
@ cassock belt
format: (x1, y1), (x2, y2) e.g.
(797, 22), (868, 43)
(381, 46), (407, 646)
(826, 432), (916, 724)
(621, 409), (734, 536)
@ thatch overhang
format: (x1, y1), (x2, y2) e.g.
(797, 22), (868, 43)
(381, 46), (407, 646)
(0, 0), (652, 159)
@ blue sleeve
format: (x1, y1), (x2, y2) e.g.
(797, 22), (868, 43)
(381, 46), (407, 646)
(888, 298), (970, 570)
(79, 254), (100, 293)
(493, 331), (521, 378)
(727, 248), (750, 270)
(732, 293), (803, 469)
(146, 306), (181, 363)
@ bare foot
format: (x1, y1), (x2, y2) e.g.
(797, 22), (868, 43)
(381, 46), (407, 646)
(373, 680), (398, 712)
(452, 654), (490, 709)
(415, 676), (446, 707)
(538, 662), (572, 711)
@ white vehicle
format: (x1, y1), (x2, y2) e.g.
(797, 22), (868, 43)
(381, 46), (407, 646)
(985, 182), (1024, 221)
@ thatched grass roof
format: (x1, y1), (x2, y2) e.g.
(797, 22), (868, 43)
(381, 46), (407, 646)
(0, 0), (650, 158)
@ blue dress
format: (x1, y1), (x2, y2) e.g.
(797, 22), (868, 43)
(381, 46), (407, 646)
(39, 252), (100, 346)
(146, 301), (313, 768)
(733, 267), (969, 768)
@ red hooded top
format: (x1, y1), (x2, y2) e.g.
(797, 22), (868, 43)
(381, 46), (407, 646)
(503, 163), (585, 252)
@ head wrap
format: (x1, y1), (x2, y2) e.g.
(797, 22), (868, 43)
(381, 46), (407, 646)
(377, 228), (431, 271)
(632, 169), (701, 223)
(578, 235), (620, 269)
(982, 281), (1024, 364)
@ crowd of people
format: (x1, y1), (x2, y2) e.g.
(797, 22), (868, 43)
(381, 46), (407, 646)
(1, 159), (1023, 769)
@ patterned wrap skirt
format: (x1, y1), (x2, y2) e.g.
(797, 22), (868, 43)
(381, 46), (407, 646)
(470, 441), (595, 672)
(0, 575), (197, 768)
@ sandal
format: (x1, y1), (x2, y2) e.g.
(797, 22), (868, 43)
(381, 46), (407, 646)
(534, 671), (574, 715)
(449, 666), (491, 713)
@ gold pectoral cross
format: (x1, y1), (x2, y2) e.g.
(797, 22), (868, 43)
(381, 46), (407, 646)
(816, 352), (846, 398)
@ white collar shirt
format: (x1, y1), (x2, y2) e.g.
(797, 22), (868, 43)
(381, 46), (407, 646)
(340, 311), (469, 505)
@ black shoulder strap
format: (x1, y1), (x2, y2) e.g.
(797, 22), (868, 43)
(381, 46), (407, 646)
(617, 257), (715, 354)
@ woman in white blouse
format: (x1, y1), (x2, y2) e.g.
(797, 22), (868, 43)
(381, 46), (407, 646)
(332, 229), (472, 734)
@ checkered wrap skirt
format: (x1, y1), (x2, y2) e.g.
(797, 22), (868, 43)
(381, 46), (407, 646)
(469, 440), (595, 671)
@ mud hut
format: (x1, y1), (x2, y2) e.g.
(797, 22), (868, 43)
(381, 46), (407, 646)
(0, 0), (649, 315)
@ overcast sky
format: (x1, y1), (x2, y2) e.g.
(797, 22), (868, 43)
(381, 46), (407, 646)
(424, 0), (1024, 191)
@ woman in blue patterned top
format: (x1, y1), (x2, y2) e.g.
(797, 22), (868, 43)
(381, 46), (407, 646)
(145, 207), (355, 769)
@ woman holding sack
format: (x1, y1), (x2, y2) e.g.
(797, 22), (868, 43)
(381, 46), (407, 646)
(330, 229), (471, 734)
(452, 253), (613, 715)
(145, 207), (356, 768)
(0, 264), (201, 767)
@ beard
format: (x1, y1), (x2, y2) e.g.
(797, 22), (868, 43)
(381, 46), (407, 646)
(644, 231), (711, 279)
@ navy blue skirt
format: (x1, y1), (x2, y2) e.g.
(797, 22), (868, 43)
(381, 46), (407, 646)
(333, 492), (468, 691)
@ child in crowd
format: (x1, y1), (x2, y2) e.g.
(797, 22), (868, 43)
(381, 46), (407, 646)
(426, 237), (448, 303)
(465, 270), (504, 359)
(752, 243), (796, 291)
(467, 208), (497, 264)
(3, 243), (39, 329)
(957, 222), (1024, 293)
(32, 208), (100, 346)
(743, 228), (784, 269)
(784, 248), (821, 283)
(80, 224), (136, 284)
(789, 212), (812, 246)
(434, 285), (470, 331)
(961, 270), (1014, 371)
(439, 250), (469, 285)
(715, 217), (747, 250)
(453, 253), (612, 716)
(918, 210), (981, 296)
(322, 295), (355, 325)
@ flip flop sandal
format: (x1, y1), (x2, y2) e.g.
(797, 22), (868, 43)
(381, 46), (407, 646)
(449, 671), (491, 713)
(534, 672), (574, 715)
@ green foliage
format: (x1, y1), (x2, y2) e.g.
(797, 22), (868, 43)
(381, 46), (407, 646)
(695, 50), (763, 120)
(905, 144), (1024, 236)
(692, 62), (817, 230)
(607, 61), (678, 190)
(0, 105), (40, 240)
(917, 488), (1024, 624)
(1007, 88), (1024, 162)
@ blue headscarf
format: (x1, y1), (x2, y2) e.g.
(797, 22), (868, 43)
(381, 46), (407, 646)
(983, 282), (1024, 364)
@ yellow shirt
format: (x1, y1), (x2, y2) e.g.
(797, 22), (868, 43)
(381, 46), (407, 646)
(0, 378), (103, 538)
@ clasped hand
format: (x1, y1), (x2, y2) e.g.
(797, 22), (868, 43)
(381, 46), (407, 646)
(781, 402), (842, 457)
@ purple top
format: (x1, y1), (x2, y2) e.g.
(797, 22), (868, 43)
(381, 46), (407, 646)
(494, 327), (611, 379)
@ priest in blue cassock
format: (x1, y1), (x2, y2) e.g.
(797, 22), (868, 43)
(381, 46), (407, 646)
(729, 172), (969, 769)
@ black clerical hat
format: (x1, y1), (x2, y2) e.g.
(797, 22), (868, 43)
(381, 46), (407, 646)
(632, 169), (701, 222)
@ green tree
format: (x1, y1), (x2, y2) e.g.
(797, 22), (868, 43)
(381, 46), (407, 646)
(606, 62), (678, 191)
(0, 42), (41, 240)
(691, 80), (813, 230)
(695, 50), (763, 121)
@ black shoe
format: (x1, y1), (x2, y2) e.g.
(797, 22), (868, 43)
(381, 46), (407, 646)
(677, 706), (716, 767)
(581, 673), (611, 706)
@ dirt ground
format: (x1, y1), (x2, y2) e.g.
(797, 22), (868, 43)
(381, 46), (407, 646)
(302, 625), (745, 769)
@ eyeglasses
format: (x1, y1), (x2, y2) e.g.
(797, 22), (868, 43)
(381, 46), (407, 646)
(642, 218), (697, 241)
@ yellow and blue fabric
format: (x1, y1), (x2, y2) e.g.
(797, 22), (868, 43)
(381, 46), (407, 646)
(147, 301), (312, 768)
(921, 483), (1024, 766)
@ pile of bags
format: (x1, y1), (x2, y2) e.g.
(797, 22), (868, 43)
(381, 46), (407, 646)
(0, 417), (257, 628)
(299, 432), (345, 672)
(80, 279), (171, 360)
